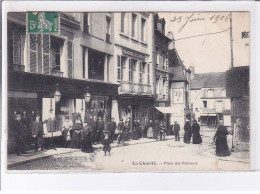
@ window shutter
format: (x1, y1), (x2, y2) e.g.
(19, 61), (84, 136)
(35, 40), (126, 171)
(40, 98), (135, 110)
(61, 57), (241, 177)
(117, 55), (121, 81)
(13, 29), (22, 65)
(67, 41), (73, 78)
(37, 34), (42, 74)
(42, 34), (50, 75)
(29, 34), (37, 73)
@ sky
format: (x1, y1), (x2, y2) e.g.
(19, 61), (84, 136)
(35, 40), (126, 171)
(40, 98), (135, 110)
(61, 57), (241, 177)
(159, 12), (250, 73)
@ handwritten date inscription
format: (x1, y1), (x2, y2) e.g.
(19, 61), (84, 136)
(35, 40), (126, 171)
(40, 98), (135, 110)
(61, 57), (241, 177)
(170, 13), (231, 32)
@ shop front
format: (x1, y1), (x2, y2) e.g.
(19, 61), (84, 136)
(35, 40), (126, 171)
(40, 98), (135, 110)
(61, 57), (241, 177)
(118, 96), (154, 130)
(8, 71), (119, 153)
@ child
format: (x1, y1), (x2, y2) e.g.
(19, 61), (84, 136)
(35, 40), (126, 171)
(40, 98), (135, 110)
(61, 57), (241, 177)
(102, 130), (111, 156)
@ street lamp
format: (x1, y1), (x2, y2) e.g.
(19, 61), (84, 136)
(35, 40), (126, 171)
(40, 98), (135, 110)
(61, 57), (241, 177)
(54, 83), (61, 102)
(84, 86), (91, 102)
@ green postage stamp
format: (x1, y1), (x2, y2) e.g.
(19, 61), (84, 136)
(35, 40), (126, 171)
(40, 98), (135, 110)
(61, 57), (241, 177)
(27, 12), (59, 33)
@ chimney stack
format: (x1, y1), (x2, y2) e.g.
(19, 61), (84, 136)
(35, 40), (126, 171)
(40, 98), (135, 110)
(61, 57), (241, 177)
(167, 31), (175, 50)
(189, 66), (195, 80)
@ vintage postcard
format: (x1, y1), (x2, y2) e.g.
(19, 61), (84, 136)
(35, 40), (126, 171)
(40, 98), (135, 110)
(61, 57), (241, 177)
(4, 10), (250, 172)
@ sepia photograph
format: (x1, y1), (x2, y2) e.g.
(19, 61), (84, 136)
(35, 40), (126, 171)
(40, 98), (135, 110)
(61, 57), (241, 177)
(5, 10), (250, 171)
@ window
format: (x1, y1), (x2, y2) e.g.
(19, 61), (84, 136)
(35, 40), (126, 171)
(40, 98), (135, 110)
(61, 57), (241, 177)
(129, 59), (137, 82)
(156, 47), (159, 65)
(106, 16), (111, 43)
(203, 101), (207, 108)
(88, 49), (105, 80)
(12, 29), (22, 65)
(163, 79), (166, 99)
(117, 55), (121, 81)
(141, 18), (146, 41)
(139, 62), (146, 84)
(156, 78), (160, 98)
(51, 36), (63, 71)
(162, 50), (166, 69)
(121, 56), (127, 81)
(121, 13), (126, 33)
(132, 13), (137, 37)
(83, 13), (89, 34)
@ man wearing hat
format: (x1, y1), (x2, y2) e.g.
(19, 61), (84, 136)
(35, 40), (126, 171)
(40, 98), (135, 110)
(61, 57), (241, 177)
(107, 117), (117, 143)
(117, 118), (125, 146)
(173, 121), (180, 141)
(13, 114), (27, 155)
(102, 129), (111, 156)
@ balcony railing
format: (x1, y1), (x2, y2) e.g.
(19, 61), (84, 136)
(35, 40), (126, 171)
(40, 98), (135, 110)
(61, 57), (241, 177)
(51, 69), (64, 77)
(119, 82), (152, 96)
(9, 64), (25, 72)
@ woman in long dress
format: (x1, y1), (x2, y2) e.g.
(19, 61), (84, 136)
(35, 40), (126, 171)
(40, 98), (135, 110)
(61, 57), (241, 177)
(184, 121), (192, 144)
(61, 116), (73, 148)
(214, 120), (231, 157)
(81, 122), (93, 153)
(191, 120), (202, 144)
(70, 116), (83, 148)
(147, 120), (154, 139)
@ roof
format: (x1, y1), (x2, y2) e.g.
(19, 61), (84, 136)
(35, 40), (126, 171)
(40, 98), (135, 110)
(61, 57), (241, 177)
(168, 66), (187, 82)
(168, 48), (183, 67)
(191, 72), (226, 89)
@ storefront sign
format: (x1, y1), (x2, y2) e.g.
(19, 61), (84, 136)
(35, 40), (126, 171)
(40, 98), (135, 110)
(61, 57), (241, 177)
(122, 48), (145, 60)
(8, 91), (38, 98)
(173, 89), (184, 104)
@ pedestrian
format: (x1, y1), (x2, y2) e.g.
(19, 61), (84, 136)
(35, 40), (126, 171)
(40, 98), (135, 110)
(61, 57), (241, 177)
(61, 115), (73, 148)
(81, 122), (94, 153)
(141, 117), (148, 138)
(213, 119), (231, 157)
(21, 110), (30, 144)
(97, 116), (105, 143)
(102, 130), (111, 156)
(125, 119), (131, 141)
(117, 119), (125, 146)
(132, 119), (139, 140)
(13, 114), (27, 156)
(92, 116), (99, 145)
(147, 120), (154, 139)
(32, 115), (44, 152)
(71, 116), (83, 149)
(158, 121), (164, 141)
(43, 113), (59, 149)
(184, 120), (192, 144)
(107, 117), (117, 143)
(191, 120), (202, 144)
(173, 121), (180, 141)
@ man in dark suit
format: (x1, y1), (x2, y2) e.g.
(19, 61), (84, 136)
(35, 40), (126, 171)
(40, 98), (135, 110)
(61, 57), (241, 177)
(13, 114), (27, 155)
(97, 116), (105, 143)
(107, 118), (117, 143)
(174, 121), (180, 141)
(32, 115), (44, 152)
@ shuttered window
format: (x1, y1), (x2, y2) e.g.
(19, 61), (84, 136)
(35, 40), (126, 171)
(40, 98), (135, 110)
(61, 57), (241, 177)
(129, 58), (132, 82)
(117, 55), (121, 81)
(29, 34), (37, 73)
(13, 29), (22, 65)
(147, 63), (150, 84)
(67, 41), (73, 78)
(29, 34), (50, 74)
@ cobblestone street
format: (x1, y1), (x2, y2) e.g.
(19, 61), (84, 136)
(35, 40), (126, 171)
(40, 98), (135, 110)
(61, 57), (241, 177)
(9, 128), (250, 171)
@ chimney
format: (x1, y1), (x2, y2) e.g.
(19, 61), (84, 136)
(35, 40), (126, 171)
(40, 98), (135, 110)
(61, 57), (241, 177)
(167, 31), (175, 50)
(189, 66), (195, 80)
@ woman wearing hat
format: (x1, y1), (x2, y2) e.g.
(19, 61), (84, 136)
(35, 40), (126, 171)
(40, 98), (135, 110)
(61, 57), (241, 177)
(70, 116), (83, 148)
(213, 119), (231, 156)
(81, 122), (94, 153)
(191, 120), (202, 144)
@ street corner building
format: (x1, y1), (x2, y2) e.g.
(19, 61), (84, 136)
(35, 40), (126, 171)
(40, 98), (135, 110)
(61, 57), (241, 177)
(7, 12), (119, 153)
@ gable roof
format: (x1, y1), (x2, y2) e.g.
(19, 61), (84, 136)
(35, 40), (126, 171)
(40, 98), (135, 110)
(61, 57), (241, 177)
(168, 48), (183, 67)
(168, 66), (187, 82)
(191, 72), (226, 89)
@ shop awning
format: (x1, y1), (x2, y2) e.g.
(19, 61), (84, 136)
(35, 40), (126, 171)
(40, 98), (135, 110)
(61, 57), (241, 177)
(200, 113), (217, 117)
(155, 107), (174, 114)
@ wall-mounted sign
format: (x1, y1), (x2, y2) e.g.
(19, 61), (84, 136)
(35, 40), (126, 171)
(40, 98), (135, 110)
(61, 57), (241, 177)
(173, 88), (184, 104)
(122, 48), (146, 60)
